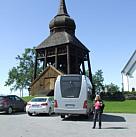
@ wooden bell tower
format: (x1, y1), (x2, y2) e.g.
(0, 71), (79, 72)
(32, 0), (94, 95)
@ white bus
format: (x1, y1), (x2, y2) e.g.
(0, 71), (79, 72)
(54, 74), (93, 118)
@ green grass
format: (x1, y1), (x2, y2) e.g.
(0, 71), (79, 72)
(22, 96), (35, 102)
(104, 100), (136, 113)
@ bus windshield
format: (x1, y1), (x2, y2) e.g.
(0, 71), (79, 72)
(60, 76), (82, 98)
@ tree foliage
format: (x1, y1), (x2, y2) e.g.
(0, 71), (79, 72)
(92, 69), (104, 93)
(105, 83), (120, 93)
(5, 48), (35, 97)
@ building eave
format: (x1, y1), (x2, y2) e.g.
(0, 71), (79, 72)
(121, 50), (136, 76)
(35, 31), (89, 51)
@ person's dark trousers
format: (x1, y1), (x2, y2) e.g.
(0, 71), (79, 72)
(92, 109), (102, 129)
(98, 110), (102, 128)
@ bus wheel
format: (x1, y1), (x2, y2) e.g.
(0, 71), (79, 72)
(61, 115), (65, 119)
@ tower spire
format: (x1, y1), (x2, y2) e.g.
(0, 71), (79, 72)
(49, 0), (76, 34)
(57, 0), (69, 16)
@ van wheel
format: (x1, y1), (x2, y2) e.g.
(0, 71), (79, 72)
(86, 114), (90, 119)
(61, 115), (65, 119)
(83, 114), (90, 119)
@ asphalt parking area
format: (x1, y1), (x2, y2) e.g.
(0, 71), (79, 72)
(0, 113), (135, 137)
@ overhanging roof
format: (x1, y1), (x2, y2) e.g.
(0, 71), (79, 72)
(121, 50), (136, 76)
(36, 31), (89, 52)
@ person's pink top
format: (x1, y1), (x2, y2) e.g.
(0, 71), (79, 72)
(94, 101), (101, 109)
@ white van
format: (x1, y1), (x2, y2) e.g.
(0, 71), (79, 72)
(54, 74), (93, 118)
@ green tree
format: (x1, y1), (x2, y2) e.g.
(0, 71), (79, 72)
(105, 83), (120, 93)
(92, 69), (104, 93)
(5, 48), (35, 97)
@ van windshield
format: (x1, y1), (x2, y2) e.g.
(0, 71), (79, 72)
(60, 76), (82, 98)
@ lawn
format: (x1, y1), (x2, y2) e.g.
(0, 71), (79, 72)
(104, 100), (136, 113)
(22, 96), (35, 102)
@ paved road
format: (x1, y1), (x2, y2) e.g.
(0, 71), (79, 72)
(0, 112), (136, 137)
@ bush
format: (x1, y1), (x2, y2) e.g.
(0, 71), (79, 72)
(100, 91), (125, 101)
(124, 92), (136, 100)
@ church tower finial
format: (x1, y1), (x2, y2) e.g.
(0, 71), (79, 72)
(57, 0), (69, 16)
(49, 0), (76, 34)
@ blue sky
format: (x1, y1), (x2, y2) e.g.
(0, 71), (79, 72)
(0, 0), (136, 95)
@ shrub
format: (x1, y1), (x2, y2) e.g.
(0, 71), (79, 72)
(100, 91), (125, 101)
(124, 92), (136, 100)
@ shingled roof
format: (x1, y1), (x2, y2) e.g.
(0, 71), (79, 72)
(36, 31), (89, 51)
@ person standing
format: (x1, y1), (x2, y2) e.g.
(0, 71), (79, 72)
(92, 94), (104, 129)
